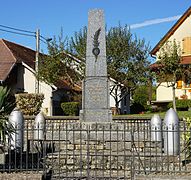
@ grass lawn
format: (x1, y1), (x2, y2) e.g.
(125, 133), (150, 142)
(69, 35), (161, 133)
(118, 110), (191, 119)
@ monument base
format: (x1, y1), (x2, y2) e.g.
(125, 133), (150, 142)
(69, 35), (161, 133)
(80, 109), (112, 122)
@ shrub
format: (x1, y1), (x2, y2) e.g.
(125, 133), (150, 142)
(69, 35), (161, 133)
(167, 99), (191, 111)
(15, 93), (44, 115)
(61, 102), (79, 116)
(132, 86), (149, 110)
(130, 103), (145, 114)
(182, 117), (191, 159)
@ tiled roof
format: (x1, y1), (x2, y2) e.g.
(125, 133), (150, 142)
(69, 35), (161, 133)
(0, 39), (35, 81)
(54, 79), (82, 92)
(3, 39), (36, 68)
(181, 55), (191, 64)
(150, 55), (191, 70)
(0, 62), (15, 82)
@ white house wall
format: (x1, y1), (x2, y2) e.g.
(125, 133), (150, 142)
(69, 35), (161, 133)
(21, 65), (53, 116)
(109, 79), (130, 114)
(109, 80), (121, 108)
(156, 82), (184, 101)
(168, 15), (191, 53)
(109, 94), (116, 108)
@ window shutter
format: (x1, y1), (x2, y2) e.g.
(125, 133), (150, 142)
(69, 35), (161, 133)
(182, 37), (191, 55)
(177, 80), (182, 89)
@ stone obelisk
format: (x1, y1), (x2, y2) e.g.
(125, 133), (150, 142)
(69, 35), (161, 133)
(80, 9), (112, 122)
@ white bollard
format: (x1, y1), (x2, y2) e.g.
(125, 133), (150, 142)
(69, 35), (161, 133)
(9, 108), (24, 150)
(164, 108), (180, 155)
(151, 114), (162, 142)
(34, 112), (45, 140)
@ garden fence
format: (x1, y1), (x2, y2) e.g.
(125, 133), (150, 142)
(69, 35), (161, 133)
(0, 115), (191, 179)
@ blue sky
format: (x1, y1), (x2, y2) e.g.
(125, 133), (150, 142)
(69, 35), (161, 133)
(0, 0), (190, 61)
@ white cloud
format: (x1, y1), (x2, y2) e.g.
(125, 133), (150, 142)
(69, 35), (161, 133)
(130, 15), (182, 29)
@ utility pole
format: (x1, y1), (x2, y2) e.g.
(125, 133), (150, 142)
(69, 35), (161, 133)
(35, 29), (40, 93)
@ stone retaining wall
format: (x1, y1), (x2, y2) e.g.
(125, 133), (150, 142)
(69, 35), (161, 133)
(46, 122), (132, 179)
(0, 172), (42, 180)
(135, 175), (191, 180)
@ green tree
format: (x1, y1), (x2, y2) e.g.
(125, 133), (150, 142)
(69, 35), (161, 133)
(38, 29), (83, 87)
(132, 85), (149, 110)
(131, 85), (156, 113)
(70, 26), (87, 60)
(154, 40), (181, 111)
(106, 25), (150, 111)
(70, 25), (150, 113)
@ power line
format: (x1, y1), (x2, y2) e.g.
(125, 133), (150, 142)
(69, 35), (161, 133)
(40, 35), (52, 42)
(40, 38), (49, 44)
(0, 25), (50, 41)
(0, 24), (35, 34)
(0, 28), (35, 37)
(40, 35), (48, 41)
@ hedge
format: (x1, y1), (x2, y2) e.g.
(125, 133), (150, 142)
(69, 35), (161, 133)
(61, 102), (79, 116)
(15, 93), (44, 115)
(168, 99), (191, 110)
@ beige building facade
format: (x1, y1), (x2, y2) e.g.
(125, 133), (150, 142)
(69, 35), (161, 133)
(151, 6), (191, 102)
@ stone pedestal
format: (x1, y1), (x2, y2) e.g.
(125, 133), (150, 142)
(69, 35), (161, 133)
(80, 76), (112, 122)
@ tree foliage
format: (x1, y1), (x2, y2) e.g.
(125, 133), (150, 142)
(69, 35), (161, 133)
(69, 26), (87, 59)
(106, 25), (150, 109)
(156, 40), (181, 82)
(132, 85), (149, 109)
(38, 29), (83, 87)
(154, 40), (181, 111)
(61, 102), (80, 116)
(15, 93), (44, 115)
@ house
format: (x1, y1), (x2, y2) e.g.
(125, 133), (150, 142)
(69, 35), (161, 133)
(150, 6), (191, 103)
(0, 39), (81, 116)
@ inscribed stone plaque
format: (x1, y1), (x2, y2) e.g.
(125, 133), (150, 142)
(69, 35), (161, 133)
(84, 77), (109, 109)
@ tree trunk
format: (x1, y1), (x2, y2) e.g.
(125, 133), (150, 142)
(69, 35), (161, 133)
(115, 101), (120, 115)
(172, 86), (177, 112)
(148, 78), (152, 104)
(113, 86), (121, 115)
